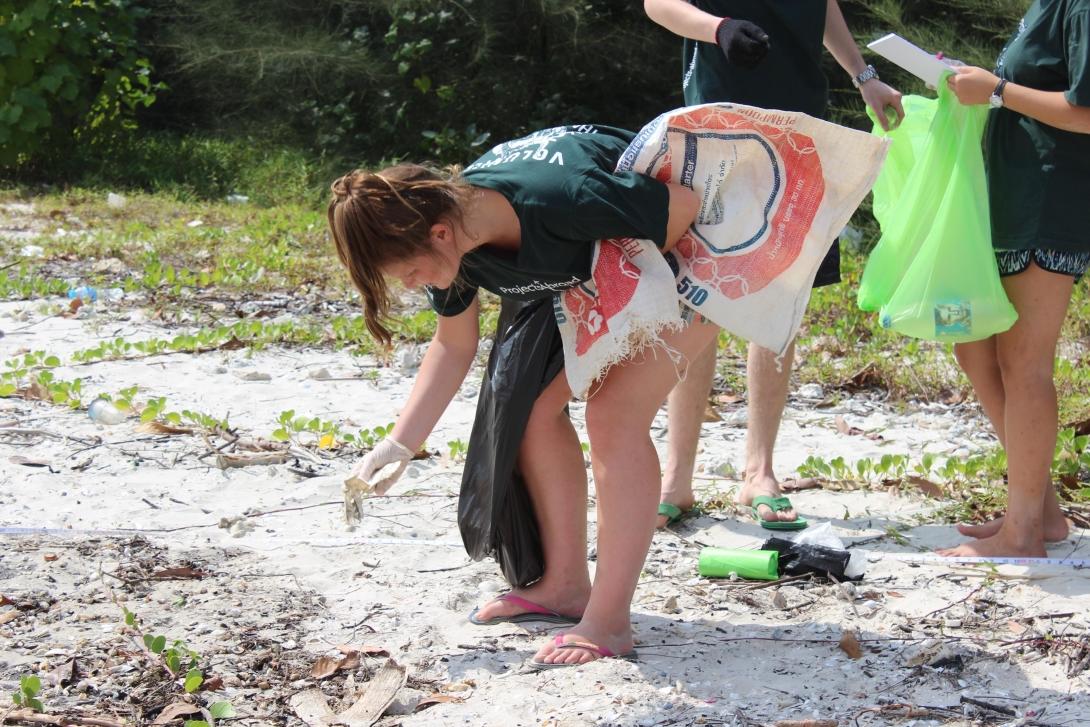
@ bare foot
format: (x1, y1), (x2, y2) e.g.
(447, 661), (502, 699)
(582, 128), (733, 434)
(736, 473), (797, 523)
(471, 585), (588, 623)
(957, 513), (1070, 543)
(531, 621), (634, 666)
(936, 530), (1048, 558)
(655, 491), (696, 529)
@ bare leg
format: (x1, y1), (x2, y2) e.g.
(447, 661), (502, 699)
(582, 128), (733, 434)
(472, 371), (592, 621)
(939, 263), (1074, 557)
(953, 338), (1069, 542)
(735, 340), (799, 523)
(657, 340), (717, 527)
(534, 319), (721, 665)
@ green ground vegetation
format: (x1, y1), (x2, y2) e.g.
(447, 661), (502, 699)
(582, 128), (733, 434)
(1, 185), (1087, 528)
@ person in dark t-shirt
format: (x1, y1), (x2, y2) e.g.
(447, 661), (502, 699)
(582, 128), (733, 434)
(328, 125), (722, 668)
(645, 0), (904, 531)
(942, 0), (1090, 558)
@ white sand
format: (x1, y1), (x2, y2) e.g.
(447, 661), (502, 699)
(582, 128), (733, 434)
(1, 295), (1088, 726)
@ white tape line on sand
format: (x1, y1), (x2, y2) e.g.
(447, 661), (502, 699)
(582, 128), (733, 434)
(864, 550), (1090, 568)
(0, 528), (463, 549)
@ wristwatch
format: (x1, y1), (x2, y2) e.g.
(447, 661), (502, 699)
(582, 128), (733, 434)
(990, 79), (1009, 108)
(851, 64), (879, 89)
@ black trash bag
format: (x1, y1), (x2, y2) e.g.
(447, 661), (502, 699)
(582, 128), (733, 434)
(761, 537), (860, 581)
(458, 297), (565, 588)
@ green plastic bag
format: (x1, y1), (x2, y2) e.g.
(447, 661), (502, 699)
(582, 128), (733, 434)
(857, 83), (1017, 342)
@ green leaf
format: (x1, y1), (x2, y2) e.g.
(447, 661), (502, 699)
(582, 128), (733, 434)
(124, 609), (136, 626)
(183, 668), (203, 693)
(209, 702), (236, 719)
(183, 722), (210, 727)
(166, 652), (181, 674)
(271, 428), (290, 442)
(150, 635), (166, 654)
(143, 634), (155, 649)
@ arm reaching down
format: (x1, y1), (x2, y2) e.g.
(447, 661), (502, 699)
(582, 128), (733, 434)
(345, 297), (481, 521)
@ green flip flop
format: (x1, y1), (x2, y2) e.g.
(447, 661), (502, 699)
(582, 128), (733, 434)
(657, 502), (685, 526)
(751, 495), (808, 531)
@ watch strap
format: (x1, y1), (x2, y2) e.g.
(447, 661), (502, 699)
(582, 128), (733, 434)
(852, 64), (879, 89)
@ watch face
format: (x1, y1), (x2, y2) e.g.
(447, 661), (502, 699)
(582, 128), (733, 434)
(989, 94), (1003, 108)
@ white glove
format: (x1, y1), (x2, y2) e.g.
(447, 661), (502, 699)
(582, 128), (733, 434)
(343, 437), (414, 523)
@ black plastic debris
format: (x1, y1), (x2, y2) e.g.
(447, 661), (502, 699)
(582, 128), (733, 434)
(761, 537), (862, 581)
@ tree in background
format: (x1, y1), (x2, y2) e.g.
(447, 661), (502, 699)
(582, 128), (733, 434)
(139, 0), (679, 164)
(2, 0), (1033, 197)
(0, 0), (162, 167)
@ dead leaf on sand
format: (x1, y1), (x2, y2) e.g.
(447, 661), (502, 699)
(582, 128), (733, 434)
(843, 362), (883, 391)
(415, 694), (465, 712)
(43, 553), (59, 562)
(834, 415), (883, 440)
(337, 645), (389, 658)
(838, 630), (863, 659)
(151, 702), (202, 725)
(201, 675), (224, 691)
(906, 476), (944, 498)
(135, 420), (194, 435)
(218, 336), (247, 351)
(310, 651), (360, 680)
(703, 404), (721, 422)
(781, 478), (821, 492)
(147, 566), (209, 580)
(23, 380), (50, 401)
(0, 609), (22, 625)
(48, 658), (77, 687)
(940, 388), (967, 405)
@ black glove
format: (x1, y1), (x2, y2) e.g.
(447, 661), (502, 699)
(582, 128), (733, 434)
(715, 17), (770, 69)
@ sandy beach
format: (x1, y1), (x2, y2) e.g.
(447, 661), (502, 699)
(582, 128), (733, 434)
(1, 291), (1088, 727)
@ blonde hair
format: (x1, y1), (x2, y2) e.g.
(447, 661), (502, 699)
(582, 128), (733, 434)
(328, 164), (472, 345)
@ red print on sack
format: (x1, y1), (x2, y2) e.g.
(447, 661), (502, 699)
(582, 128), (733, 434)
(562, 239), (641, 355)
(664, 106), (824, 299)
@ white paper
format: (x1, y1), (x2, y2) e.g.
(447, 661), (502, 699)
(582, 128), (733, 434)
(867, 33), (955, 88)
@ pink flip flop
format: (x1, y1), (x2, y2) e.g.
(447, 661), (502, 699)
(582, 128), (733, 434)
(467, 593), (581, 626)
(528, 634), (638, 670)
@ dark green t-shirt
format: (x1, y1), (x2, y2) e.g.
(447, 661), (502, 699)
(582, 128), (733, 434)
(681, 0), (828, 116)
(986, 0), (1090, 252)
(425, 125), (671, 316)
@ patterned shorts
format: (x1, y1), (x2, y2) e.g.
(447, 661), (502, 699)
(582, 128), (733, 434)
(996, 248), (1090, 280)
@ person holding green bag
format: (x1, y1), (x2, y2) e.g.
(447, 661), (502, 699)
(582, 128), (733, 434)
(940, 0), (1090, 558)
